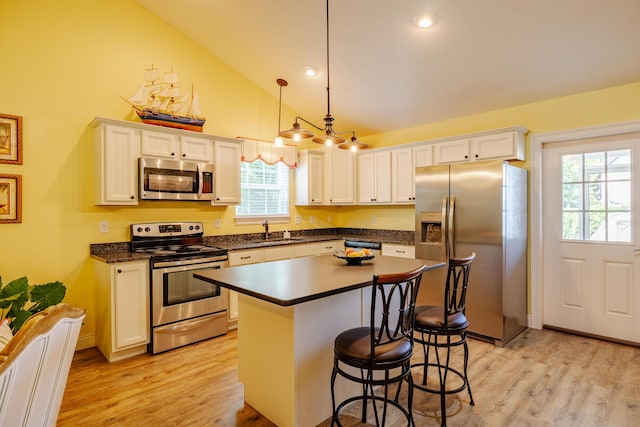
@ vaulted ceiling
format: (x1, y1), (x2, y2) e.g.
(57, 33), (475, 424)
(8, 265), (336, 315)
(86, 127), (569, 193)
(136, 0), (640, 136)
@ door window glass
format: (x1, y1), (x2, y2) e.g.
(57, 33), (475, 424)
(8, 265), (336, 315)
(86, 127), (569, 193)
(561, 149), (631, 242)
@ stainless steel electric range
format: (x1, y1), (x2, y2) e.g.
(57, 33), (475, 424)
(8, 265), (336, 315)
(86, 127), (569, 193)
(130, 221), (229, 354)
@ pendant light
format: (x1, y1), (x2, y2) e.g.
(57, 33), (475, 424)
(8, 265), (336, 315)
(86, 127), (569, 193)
(277, 0), (371, 151)
(274, 78), (287, 147)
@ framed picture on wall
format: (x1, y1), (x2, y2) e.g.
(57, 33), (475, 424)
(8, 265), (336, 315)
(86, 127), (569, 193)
(0, 174), (22, 223)
(0, 113), (23, 165)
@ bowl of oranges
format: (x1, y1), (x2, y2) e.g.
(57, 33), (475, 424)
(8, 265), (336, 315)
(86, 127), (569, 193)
(333, 248), (375, 265)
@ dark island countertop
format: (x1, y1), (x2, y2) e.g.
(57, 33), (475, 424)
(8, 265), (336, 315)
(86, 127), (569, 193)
(194, 254), (444, 306)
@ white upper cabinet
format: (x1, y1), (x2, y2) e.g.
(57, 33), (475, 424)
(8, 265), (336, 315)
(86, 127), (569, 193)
(470, 131), (525, 161)
(212, 139), (242, 205)
(141, 130), (213, 162)
(434, 130), (526, 164)
(325, 147), (356, 205)
(358, 151), (391, 204)
(413, 144), (433, 168)
(295, 150), (324, 205)
(93, 122), (140, 205)
(433, 138), (471, 164)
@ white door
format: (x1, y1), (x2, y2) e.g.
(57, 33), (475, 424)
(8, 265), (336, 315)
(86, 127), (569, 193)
(542, 134), (640, 343)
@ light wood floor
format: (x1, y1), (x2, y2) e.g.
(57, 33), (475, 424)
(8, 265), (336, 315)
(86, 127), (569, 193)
(58, 328), (640, 426)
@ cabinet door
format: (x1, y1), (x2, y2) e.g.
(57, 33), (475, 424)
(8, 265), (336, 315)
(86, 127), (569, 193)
(359, 151), (391, 203)
(228, 249), (263, 321)
(413, 144), (433, 168)
(294, 243), (319, 258)
(112, 262), (149, 350)
(213, 140), (242, 204)
(295, 150), (324, 205)
(381, 244), (415, 259)
(141, 130), (179, 159)
(358, 153), (376, 203)
(180, 135), (213, 161)
(264, 246), (294, 262)
(326, 148), (355, 204)
(433, 139), (470, 164)
(471, 131), (525, 161)
(392, 147), (415, 203)
(95, 124), (139, 205)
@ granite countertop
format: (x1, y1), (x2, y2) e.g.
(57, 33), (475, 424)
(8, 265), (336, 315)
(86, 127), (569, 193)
(90, 228), (415, 264)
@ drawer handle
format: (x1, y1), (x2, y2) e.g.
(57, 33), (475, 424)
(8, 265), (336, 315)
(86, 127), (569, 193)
(396, 250), (405, 254)
(240, 256), (251, 260)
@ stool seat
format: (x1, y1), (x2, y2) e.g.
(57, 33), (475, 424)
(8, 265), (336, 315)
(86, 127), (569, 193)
(334, 326), (413, 367)
(415, 306), (469, 331)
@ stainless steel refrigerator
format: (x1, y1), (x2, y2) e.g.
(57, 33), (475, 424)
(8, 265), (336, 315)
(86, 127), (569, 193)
(415, 160), (527, 346)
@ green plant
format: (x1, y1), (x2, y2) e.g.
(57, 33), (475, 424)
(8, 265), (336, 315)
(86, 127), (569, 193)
(0, 276), (66, 333)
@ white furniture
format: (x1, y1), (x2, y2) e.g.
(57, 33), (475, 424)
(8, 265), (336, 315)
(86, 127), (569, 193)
(433, 130), (525, 164)
(295, 150), (324, 205)
(93, 122), (140, 205)
(91, 117), (242, 206)
(140, 129), (213, 161)
(212, 139), (242, 204)
(382, 243), (415, 258)
(325, 147), (356, 205)
(358, 151), (391, 204)
(94, 260), (150, 362)
(195, 255), (443, 427)
(0, 304), (85, 427)
(391, 145), (433, 203)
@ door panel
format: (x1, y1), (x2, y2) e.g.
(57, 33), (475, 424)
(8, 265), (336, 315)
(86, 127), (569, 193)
(542, 135), (640, 343)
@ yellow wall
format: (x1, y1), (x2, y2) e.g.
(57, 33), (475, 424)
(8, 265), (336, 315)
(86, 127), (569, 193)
(0, 0), (638, 344)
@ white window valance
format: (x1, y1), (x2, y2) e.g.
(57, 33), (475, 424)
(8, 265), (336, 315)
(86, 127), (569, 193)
(240, 138), (298, 168)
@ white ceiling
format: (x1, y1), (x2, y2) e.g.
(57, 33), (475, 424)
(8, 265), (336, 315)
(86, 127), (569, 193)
(136, 0), (640, 136)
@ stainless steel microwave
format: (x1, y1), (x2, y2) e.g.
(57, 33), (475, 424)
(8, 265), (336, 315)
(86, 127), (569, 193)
(139, 157), (214, 201)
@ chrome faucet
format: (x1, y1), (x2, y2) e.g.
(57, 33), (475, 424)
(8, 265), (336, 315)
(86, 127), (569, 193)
(262, 220), (269, 240)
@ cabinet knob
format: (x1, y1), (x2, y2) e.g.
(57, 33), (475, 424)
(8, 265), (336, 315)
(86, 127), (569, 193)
(465, 155), (469, 159)
(182, 153), (186, 157)
(130, 195), (135, 199)
(171, 152), (175, 156)
(475, 154), (479, 158)
(117, 269), (122, 274)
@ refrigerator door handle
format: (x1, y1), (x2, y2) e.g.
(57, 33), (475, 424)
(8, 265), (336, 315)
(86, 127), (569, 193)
(448, 195), (456, 259)
(441, 195), (448, 261)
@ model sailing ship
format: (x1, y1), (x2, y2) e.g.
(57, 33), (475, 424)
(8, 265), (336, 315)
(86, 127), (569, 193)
(124, 66), (206, 132)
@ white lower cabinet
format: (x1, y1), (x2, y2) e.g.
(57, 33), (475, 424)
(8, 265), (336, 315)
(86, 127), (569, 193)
(94, 260), (149, 362)
(382, 243), (415, 259)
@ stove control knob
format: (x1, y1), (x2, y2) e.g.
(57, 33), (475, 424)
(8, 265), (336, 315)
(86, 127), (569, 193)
(145, 227), (151, 232)
(194, 225), (200, 230)
(136, 227), (143, 233)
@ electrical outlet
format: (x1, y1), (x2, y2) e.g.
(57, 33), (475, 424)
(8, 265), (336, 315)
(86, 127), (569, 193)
(295, 215), (301, 225)
(371, 215), (376, 224)
(214, 219), (221, 228)
(310, 215), (316, 224)
(99, 221), (109, 233)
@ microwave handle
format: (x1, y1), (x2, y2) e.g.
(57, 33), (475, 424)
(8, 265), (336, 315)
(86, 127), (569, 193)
(196, 164), (204, 198)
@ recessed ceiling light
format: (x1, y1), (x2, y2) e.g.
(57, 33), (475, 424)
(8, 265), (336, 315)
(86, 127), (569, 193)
(303, 65), (319, 77)
(414, 13), (437, 29)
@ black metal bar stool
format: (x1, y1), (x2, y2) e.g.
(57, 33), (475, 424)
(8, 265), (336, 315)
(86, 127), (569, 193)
(411, 252), (476, 427)
(330, 265), (426, 426)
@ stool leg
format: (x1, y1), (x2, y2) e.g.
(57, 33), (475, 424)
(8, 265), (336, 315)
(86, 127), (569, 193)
(330, 365), (338, 426)
(463, 333), (474, 406)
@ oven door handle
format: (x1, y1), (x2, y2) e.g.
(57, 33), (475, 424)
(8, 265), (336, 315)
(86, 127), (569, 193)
(153, 257), (228, 269)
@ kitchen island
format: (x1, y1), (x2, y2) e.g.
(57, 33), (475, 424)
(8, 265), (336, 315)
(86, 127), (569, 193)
(195, 254), (444, 427)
